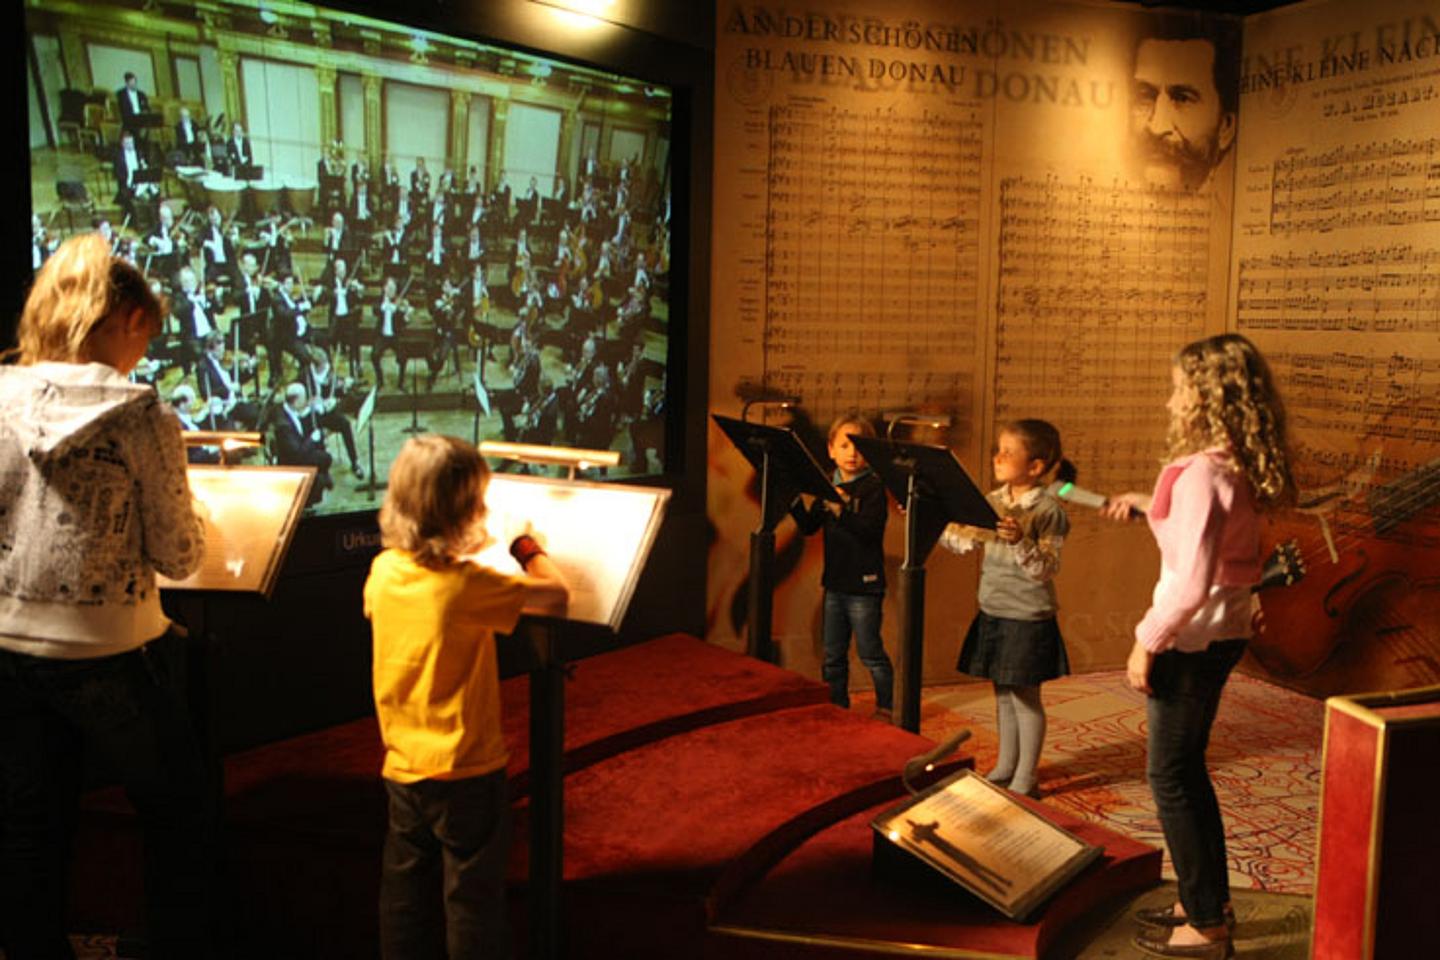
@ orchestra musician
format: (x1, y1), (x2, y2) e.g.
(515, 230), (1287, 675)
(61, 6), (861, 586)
(273, 383), (335, 505)
(115, 71), (150, 139)
(315, 257), (364, 376)
(95, 218), (134, 264)
(321, 211), (357, 285)
(199, 205), (241, 302)
(255, 218), (294, 279)
(302, 349), (365, 480)
(552, 175), (569, 213)
(616, 283), (650, 344)
(270, 273), (317, 380)
(172, 266), (220, 373)
(349, 168), (376, 239)
(632, 249), (652, 294)
(578, 181), (600, 225)
(174, 107), (206, 166)
(497, 325), (542, 441)
(559, 335), (599, 432)
(462, 260), (493, 358)
(463, 224), (485, 276)
(196, 333), (260, 431)
(520, 175), (542, 225)
(515, 376), (561, 448)
(225, 122), (254, 175)
(380, 214), (411, 284)
(379, 158), (403, 224)
(428, 270), (464, 388)
(319, 142), (347, 221)
(233, 251), (271, 355)
(113, 131), (159, 227)
(370, 276), (412, 389)
(571, 362), (617, 453)
(143, 203), (186, 284)
(30, 214), (57, 272)
(166, 385), (224, 464)
(463, 164), (483, 215)
(423, 220), (450, 291)
(409, 158), (432, 216)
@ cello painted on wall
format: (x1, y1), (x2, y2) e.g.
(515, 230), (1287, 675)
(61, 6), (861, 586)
(1247, 404), (1440, 699)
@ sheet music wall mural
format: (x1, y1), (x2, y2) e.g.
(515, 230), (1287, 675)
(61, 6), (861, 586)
(709, 0), (1439, 696)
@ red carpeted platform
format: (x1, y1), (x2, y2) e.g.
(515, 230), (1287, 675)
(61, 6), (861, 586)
(70, 634), (1159, 958)
(707, 797), (1161, 959)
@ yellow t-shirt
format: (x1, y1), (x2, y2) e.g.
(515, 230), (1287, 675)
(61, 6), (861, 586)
(364, 548), (526, 783)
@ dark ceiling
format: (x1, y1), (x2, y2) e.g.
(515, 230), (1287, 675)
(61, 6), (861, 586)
(1112, 0), (1299, 13)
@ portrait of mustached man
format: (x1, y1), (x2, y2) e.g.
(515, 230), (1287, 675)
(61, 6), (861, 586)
(1128, 16), (1241, 192)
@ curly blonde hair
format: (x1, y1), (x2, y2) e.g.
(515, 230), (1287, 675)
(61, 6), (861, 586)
(3, 232), (163, 365)
(379, 435), (491, 568)
(1168, 333), (1294, 508)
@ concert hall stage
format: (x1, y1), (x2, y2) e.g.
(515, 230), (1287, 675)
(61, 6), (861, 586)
(72, 634), (1159, 957)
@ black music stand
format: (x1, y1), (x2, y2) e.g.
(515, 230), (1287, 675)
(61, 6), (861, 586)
(236, 163), (264, 183)
(402, 355), (426, 434)
(850, 437), (997, 733)
(713, 414), (842, 663)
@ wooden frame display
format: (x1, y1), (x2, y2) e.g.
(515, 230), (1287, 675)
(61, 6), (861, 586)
(157, 464), (315, 598)
(464, 473), (671, 631)
(872, 769), (1101, 922)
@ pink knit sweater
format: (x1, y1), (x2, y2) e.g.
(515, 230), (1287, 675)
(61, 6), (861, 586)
(1134, 450), (1262, 653)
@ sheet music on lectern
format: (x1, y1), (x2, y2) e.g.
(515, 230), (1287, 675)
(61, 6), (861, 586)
(157, 465), (314, 597)
(462, 474), (670, 631)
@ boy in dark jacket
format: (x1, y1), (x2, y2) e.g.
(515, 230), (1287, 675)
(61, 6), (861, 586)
(792, 412), (893, 719)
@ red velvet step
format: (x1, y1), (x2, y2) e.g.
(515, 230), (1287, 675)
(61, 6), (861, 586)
(505, 703), (975, 958)
(706, 796), (1161, 959)
(69, 633), (828, 950)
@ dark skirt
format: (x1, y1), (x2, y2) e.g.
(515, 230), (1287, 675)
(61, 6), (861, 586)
(957, 611), (1070, 686)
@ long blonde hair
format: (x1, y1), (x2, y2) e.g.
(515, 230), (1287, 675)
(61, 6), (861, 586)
(1169, 333), (1294, 508)
(4, 233), (163, 365)
(378, 435), (491, 568)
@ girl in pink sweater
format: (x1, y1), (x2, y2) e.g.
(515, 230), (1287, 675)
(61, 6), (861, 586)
(1103, 334), (1293, 960)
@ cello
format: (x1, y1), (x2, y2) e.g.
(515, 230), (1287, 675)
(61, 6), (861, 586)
(1250, 407), (1440, 697)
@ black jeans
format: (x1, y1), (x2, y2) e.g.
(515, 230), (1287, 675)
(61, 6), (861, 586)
(380, 770), (511, 960)
(0, 633), (214, 960)
(1145, 638), (1247, 930)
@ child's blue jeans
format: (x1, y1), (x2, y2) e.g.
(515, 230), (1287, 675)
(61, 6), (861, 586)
(822, 591), (893, 710)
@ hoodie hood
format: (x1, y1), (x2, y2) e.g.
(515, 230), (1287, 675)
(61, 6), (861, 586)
(0, 362), (155, 463)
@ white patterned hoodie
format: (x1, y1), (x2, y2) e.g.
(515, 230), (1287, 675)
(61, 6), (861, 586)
(0, 362), (205, 658)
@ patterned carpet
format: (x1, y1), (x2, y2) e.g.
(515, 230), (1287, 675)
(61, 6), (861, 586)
(855, 669), (1326, 896)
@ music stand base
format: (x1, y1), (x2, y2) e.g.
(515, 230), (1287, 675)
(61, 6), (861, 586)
(897, 563), (926, 733)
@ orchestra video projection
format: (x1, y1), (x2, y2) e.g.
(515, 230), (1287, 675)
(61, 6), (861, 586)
(25, 0), (674, 515)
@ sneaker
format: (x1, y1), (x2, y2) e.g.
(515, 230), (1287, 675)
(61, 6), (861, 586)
(352, 464), (367, 481)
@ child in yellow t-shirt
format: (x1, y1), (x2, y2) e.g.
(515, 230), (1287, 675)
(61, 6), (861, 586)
(364, 435), (567, 960)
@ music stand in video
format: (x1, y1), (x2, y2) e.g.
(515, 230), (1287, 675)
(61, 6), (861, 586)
(713, 413), (841, 662)
(851, 436), (997, 732)
(472, 368), (491, 444)
(235, 163), (264, 182)
(355, 385), (383, 499)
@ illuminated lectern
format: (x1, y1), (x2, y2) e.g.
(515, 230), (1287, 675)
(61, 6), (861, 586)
(469, 462), (671, 960)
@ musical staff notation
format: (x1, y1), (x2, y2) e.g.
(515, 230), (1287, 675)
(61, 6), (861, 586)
(761, 102), (986, 433)
(1237, 244), (1440, 334)
(995, 175), (1215, 491)
(1268, 137), (1440, 237)
(1267, 348), (1440, 456)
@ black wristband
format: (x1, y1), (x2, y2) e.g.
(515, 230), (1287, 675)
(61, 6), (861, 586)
(509, 534), (546, 568)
